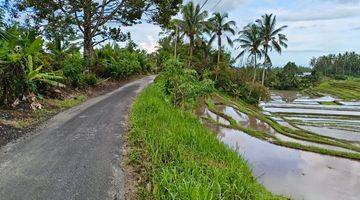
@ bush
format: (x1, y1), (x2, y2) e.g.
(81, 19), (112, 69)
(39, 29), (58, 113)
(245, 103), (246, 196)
(158, 59), (214, 109)
(246, 82), (270, 103)
(0, 26), (64, 105)
(84, 73), (97, 86)
(334, 75), (347, 80)
(215, 68), (270, 104)
(105, 51), (141, 79)
(62, 53), (84, 87)
(94, 44), (148, 79)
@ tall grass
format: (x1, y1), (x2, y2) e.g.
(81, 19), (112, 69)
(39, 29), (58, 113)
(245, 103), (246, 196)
(128, 84), (284, 199)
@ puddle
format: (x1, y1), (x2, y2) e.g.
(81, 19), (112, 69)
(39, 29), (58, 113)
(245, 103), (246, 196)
(218, 127), (360, 200)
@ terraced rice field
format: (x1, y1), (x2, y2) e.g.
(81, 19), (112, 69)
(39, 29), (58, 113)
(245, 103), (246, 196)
(200, 91), (360, 200)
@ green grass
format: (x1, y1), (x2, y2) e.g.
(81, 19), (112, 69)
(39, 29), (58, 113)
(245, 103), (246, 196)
(309, 78), (360, 100)
(128, 84), (284, 200)
(47, 95), (86, 109)
(318, 101), (340, 105)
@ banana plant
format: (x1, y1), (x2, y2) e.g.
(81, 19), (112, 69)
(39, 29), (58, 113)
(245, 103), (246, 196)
(24, 55), (65, 91)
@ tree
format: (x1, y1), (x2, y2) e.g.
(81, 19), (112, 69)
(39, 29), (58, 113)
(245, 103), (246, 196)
(177, 2), (208, 65)
(256, 14), (288, 86)
(311, 52), (360, 77)
(19, 0), (182, 67)
(209, 12), (236, 67)
(235, 24), (263, 83)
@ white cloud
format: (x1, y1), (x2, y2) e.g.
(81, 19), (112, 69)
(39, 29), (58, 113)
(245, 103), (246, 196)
(257, 1), (360, 22)
(122, 23), (161, 53)
(139, 36), (158, 53)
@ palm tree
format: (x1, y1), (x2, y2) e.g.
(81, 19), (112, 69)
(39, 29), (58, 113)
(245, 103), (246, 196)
(235, 24), (263, 83)
(162, 19), (184, 59)
(178, 2), (208, 65)
(256, 14), (288, 86)
(209, 12), (236, 67)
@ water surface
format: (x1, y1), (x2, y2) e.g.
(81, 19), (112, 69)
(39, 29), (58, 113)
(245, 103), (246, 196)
(218, 127), (360, 200)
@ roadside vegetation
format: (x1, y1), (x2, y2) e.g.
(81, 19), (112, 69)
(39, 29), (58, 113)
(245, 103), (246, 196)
(129, 83), (284, 199)
(0, 0), (181, 146)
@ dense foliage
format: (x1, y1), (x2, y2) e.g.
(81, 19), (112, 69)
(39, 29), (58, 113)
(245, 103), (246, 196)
(265, 62), (320, 90)
(153, 2), (289, 103)
(0, 25), (152, 106)
(94, 44), (149, 79)
(157, 59), (214, 109)
(0, 26), (64, 105)
(310, 52), (360, 78)
(17, 0), (182, 66)
(216, 67), (270, 103)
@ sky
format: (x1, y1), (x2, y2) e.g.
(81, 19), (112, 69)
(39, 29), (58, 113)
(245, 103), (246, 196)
(123, 0), (360, 67)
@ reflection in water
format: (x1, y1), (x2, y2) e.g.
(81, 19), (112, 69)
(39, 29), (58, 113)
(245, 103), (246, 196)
(203, 91), (360, 199)
(263, 91), (360, 142)
(220, 106), (355, 153)
(298, 125), (360, 142)
(222, 106), (276, 136)
(203, 108), (230, 126)
(218, 127), (360, 200)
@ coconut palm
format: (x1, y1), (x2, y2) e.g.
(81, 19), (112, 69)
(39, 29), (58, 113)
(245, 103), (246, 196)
(235, 24), (263, 83)
(177, 2), (208, 65)
(209, 12), (236, 67)
(256, 14), (288, 86)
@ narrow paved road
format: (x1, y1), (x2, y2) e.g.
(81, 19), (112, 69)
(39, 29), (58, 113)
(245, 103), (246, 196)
(0, 76), (155, 200)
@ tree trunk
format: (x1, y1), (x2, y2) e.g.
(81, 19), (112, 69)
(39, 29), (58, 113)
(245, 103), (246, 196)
(217, 34), (221, 66)
(188, 35), (194, 67)
(83, 0), (93, 72)
(261, 46), (268, 86)
(252, 54), (257, 83)
(174, 26), (178, 58)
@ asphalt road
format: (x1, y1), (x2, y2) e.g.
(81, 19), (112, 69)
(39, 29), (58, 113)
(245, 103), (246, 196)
(0, 76), (155, 200)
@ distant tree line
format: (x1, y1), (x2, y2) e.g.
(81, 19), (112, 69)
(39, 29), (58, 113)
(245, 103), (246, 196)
(310, 52), (360, 78)
(265, 62), (320, 90)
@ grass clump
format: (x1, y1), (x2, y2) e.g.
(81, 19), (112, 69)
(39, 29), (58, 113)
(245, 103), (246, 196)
(47, 95), (86, 109)
(128, 84), (284, 200)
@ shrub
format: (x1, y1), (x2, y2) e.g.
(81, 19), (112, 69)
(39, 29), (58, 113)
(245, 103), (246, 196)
(94, 44), (148, 79)
(158, 59), (214, 109)
(0, 26), (64, 105)
(215, 68), (270, 104)
(105, 51), (141, 79)
(84, 73), (97, 86)
(246, 82), (270, 103)
(62, 53), (84, 87)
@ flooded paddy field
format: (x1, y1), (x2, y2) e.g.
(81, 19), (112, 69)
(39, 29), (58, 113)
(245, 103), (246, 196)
(262, 91), (360, 142)
(201, 92), (360, 200)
